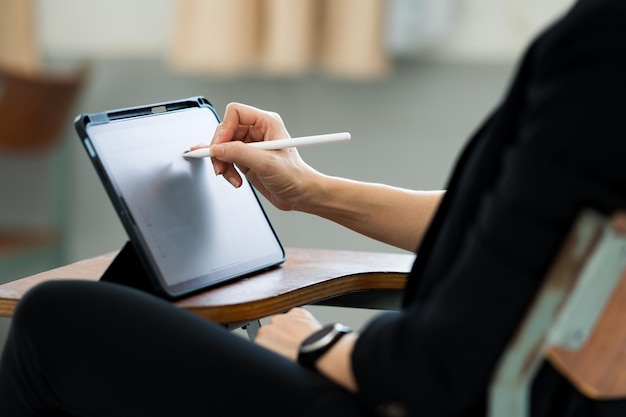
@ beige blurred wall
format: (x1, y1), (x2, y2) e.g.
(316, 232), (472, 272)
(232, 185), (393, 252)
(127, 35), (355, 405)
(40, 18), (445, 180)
(35, 0), (574, 62)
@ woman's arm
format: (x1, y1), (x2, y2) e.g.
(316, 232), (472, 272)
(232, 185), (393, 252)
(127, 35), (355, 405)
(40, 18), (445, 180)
(314, 331), (359, 392)
(197, 102), (443, 252)
(302, 175), (443, 251)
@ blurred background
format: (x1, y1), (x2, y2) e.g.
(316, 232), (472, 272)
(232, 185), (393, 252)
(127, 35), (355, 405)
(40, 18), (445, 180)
(0, 0), (574, 349)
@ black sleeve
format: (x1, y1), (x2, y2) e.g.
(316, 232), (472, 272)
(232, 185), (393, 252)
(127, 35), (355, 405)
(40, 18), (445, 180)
(352, 1), (626, 416)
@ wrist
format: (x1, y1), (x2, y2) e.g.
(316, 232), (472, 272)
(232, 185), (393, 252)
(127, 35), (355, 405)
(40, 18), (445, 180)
(316, 332), (359, 392)
(294, 170), (334, 214)
(298, 323), (353, 369)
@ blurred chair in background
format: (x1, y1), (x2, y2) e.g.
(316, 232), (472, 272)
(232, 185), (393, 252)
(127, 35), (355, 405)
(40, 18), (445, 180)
(0, 64), (89, 283)
(0, 0), (90, 283)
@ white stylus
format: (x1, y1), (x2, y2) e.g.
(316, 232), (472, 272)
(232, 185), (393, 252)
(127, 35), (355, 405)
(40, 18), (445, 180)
(183, 132), (351, 158)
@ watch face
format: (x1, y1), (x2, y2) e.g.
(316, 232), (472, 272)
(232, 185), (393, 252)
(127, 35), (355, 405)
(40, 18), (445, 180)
(298, 323), (352, 368)
(300, 323), (352, 354)
(301, 326), (334, 350)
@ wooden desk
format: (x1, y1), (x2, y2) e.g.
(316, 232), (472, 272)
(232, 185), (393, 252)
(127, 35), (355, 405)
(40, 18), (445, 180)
(0, 247), (414, 324)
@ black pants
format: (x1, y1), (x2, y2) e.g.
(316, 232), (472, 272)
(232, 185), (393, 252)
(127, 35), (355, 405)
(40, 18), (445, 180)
(0, 280), (361, 417)
(3, 280), (626, 417)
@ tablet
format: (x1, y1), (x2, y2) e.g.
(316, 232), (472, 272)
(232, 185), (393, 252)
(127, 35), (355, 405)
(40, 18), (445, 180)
(74, 96), (285, 299)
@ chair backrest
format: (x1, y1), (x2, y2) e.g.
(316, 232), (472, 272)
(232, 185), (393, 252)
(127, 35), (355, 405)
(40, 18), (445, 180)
(0, 64), (89, 153)
(488, 209), (626, 416)
(0, 63), (89, 280)
(548, 269), (626, 400)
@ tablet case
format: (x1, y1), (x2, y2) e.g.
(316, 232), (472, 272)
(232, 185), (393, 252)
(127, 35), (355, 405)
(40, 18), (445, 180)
(76, 98), (212, 297)
(74, 97), (284, 299)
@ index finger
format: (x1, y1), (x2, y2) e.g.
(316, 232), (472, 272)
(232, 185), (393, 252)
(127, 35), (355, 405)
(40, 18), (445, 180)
(213, 102), (287, 145)
(208, 103), (260, 177)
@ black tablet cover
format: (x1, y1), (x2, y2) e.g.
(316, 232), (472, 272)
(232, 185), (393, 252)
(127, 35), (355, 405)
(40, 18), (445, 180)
(74, 97), (285, 299)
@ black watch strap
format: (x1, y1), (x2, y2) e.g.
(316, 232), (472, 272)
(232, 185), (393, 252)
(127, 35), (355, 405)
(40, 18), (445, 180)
(298, 323), (352, 369)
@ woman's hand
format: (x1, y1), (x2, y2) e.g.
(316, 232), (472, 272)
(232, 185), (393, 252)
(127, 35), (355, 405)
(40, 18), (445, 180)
(189, 102), (322, 212)
(190, 102), (443, 251)
(253, 307), (322, 361)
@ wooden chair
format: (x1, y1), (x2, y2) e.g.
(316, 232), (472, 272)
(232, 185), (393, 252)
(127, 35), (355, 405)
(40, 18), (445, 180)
(0, 64), (89, 283)
(488, 209), (626, 416)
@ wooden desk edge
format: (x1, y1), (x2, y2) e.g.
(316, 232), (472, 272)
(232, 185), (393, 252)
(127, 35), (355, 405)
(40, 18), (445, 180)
(0, 300), (17, 318)
(186, 271), (408, 323)
(0, 248), (412, 324)
(0, 271), (408, 322)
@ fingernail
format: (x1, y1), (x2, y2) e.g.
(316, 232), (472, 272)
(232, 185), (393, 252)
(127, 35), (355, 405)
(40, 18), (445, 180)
(213, 163), (223, 176)
(224, 171), (242, 188)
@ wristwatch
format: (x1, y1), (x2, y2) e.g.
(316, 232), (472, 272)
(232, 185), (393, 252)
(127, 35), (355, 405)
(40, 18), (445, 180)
(298, 323), (353, 369)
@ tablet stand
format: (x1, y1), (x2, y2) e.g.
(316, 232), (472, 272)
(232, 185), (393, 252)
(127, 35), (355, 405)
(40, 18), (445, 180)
(100, 241), (158, 295)
(98, 240), (263, 338)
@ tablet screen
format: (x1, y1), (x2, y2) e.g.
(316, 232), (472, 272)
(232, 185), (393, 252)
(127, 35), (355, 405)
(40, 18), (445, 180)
(83, 103), (284, 297)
